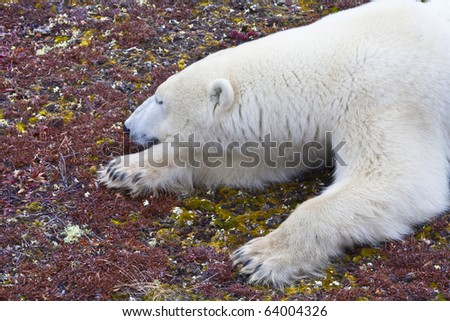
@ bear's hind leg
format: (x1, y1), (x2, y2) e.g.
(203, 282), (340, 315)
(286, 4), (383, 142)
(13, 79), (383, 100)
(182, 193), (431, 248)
(232, 110), (450, 287)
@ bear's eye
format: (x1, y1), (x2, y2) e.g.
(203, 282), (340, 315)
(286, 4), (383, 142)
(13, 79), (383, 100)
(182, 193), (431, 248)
(155, 96), (163, 105)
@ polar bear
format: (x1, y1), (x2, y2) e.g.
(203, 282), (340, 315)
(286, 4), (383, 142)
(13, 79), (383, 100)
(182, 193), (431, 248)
(100, 1), (450, 287)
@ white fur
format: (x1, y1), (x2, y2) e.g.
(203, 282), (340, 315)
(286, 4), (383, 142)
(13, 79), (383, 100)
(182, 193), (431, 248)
(100, 1), (450, 287)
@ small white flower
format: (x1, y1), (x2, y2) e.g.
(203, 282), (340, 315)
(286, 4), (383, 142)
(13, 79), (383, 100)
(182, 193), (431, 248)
(143, 200), (149, 206)
(171, 206), (183, 215)
(36, 45), (52, 56)
(148, 238), (157, 247)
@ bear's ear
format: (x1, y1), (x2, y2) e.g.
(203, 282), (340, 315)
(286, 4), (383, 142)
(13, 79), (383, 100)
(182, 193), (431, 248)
(208, 79), (234, 112)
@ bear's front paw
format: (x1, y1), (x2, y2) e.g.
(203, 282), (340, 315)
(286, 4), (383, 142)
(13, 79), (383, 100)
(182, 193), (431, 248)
(98, 152), (194, 196)
(98, 156), (148, 196)
(231, 230), (326, 288)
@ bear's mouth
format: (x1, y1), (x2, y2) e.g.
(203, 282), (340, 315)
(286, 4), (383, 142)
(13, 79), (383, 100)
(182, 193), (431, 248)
(123, 122), (162, 150)
(129, 136), (161, 151)
(139, 137), (161, 150)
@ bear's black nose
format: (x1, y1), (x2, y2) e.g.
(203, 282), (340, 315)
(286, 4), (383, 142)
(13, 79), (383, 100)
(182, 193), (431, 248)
(123, 123), (130, 134)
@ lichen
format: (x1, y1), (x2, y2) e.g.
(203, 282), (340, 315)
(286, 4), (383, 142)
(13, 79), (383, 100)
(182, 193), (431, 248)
(62, 224), (84, 244)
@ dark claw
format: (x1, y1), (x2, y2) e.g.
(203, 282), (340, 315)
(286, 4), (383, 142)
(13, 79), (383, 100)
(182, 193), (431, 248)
(118, 172), (128, 181)
(109, 168), (117, 180)
(243, 259), (253, 268)
(233, 248), (243, 260)
(254, 264), (263, 273)
(106, 165), (113, 176)
(132, 172), (143, 184)
(112, 171), (120, 181)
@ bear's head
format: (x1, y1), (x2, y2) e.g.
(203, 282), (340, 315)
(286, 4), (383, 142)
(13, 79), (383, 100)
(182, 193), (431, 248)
(124, 61), (236, 149)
